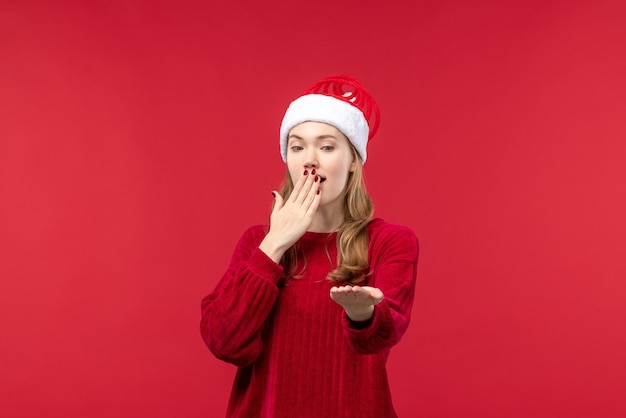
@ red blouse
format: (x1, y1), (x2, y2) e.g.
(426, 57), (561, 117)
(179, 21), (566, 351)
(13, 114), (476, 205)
(200, 218), (419, 418)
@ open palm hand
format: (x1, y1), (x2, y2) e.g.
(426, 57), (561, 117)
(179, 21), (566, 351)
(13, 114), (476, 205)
(330, 285), (384, 322)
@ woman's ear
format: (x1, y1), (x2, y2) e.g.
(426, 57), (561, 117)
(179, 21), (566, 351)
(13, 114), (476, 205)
(349, 148), (359, 173)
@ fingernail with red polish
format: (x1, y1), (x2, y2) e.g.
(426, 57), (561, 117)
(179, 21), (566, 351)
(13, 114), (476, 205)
(316, 189), (320, 195)
(312, 169), (316, 175)
(314, 175), (319, 182)
(304, 170), (308, 176)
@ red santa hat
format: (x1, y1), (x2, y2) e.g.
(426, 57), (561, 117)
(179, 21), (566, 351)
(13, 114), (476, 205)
(279, 75), (380, 163)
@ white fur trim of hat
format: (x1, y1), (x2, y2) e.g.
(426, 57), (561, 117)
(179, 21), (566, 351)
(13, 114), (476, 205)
(279, 94), (370, 163)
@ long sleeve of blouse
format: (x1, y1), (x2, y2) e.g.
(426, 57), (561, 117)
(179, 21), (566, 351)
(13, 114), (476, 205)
(200, 225), (281, 367)
(341, 222), (419, 354)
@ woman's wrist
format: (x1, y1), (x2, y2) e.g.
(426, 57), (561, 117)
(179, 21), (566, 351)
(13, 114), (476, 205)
(258, 234), (289, 264)
(344, 305), (375, 322)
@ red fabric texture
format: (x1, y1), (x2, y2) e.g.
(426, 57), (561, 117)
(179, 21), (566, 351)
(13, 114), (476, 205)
(304, 74), (381, 140)
(200, 218), (419, 418)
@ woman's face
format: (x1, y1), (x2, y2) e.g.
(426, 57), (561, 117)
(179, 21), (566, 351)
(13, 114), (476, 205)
(286, 121), (356, 209)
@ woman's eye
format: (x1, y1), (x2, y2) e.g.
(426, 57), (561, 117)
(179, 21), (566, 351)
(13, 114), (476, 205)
(290, 146), (303, 152)
(321, 146), (334, 151)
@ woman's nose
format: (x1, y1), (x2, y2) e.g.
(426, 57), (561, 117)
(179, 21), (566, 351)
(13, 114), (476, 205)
(304, 150), (318, 168)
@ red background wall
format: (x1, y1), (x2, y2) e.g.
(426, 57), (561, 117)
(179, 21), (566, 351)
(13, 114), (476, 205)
(1, 1), (625, 417)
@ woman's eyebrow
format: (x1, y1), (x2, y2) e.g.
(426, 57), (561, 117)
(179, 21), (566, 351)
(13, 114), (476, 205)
(288, 134), (338, 143)
(315, 135), (338, 141)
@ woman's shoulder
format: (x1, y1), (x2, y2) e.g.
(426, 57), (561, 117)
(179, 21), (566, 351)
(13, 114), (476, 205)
(242, 223), (269, 235)
(367, 218), (417, 237)
(367, 218), (419, 252)
(235, 224), (270, 246)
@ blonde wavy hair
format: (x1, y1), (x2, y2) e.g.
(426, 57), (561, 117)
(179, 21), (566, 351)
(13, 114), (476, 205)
(275, 145), (374, 285)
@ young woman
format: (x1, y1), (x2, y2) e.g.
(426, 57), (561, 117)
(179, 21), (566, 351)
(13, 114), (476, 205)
(200, 75), (419, 418)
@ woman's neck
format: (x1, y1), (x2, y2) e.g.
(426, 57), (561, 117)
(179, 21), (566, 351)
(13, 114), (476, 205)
(308, 204), (344, 233)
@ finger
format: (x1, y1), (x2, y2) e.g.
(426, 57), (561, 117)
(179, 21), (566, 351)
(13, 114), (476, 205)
(370, 293), (384, 304)
(336, 285), (353, 294)
(294, 170), (315, 204)
(330, 286), (349, 302)
(330, 286), (347, 296)
(289, 170), (309, 202)
(305, 187), (321, 217)
(302, 178), (320, 211)
(271, 191), (284, 212)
